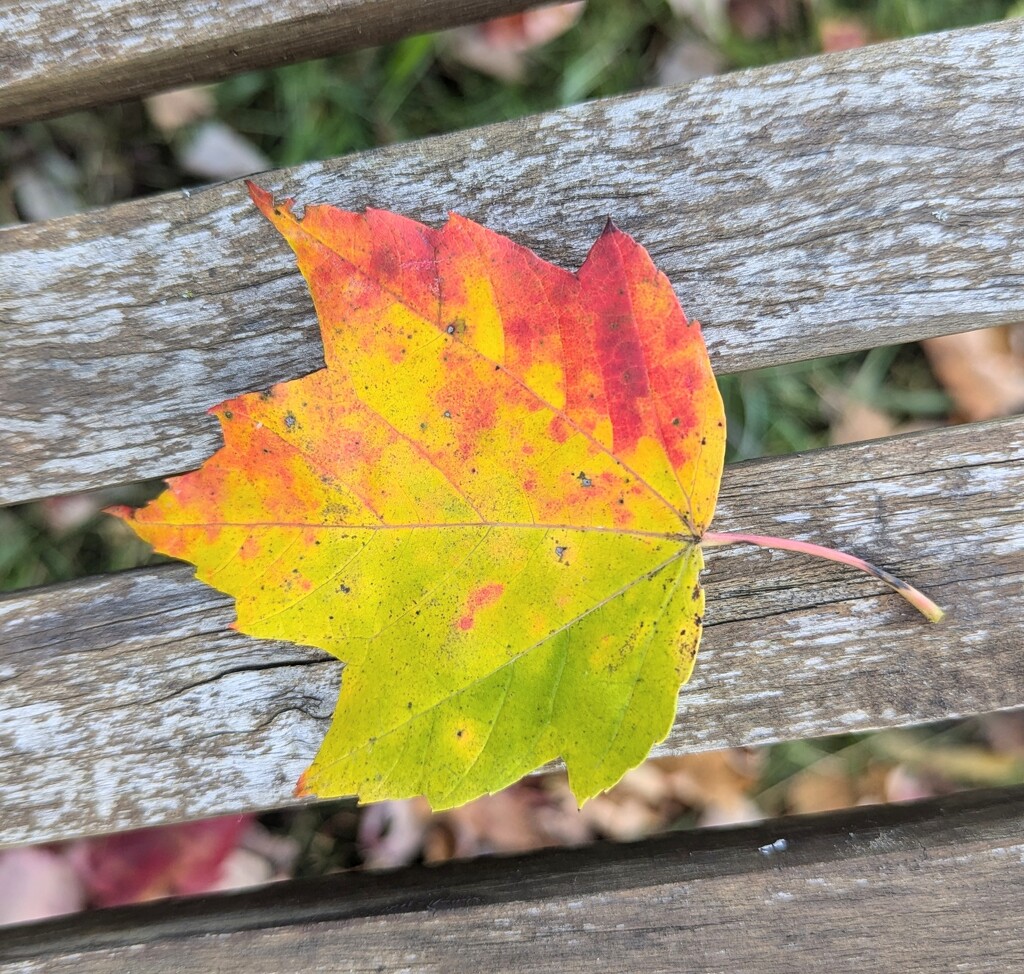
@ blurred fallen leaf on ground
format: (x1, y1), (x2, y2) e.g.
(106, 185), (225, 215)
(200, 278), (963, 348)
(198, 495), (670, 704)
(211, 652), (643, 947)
(923, 327), (1024, 421)
(358, 751), (763, 869)
(726, 0), (801, 41)
(0, 817), (297, 926)
(827, 398), (936, 446)
(655, 38), (723, 86)
(0, 848), (84, 926)
(145, 86), (215, 136)
(445, 2), (586, 81)
(177, 121), (271, 181)
(818, 16), (871, 52)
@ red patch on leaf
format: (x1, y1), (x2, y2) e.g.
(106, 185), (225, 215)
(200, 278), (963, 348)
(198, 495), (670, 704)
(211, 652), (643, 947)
(457, 582), (506, 631)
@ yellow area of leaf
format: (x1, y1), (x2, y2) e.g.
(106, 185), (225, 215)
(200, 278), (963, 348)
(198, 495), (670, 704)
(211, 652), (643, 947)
(112, 184), (726, 808)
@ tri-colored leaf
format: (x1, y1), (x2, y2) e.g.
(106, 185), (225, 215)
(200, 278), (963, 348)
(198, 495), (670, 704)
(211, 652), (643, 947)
(112, 184), (726, 809)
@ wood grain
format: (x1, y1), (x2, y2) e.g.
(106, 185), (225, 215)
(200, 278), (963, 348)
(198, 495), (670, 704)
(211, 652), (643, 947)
(2, 416), (1019, 849)
(3, 22), (1024, 506)
(2, 786), (1023, 973)
(0, 0), (538, 126)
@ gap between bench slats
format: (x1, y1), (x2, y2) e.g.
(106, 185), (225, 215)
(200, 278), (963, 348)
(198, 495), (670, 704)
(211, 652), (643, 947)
(0, 0), (539, 127)
(1, 416), (1020, 849)
(2, 21), (1024, 506)
(1, 786), (1023, 973)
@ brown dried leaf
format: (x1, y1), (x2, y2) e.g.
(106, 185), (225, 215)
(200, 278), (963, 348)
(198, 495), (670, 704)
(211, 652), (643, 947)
(923, 327), (1024, 421)
(786, 759), (856, 814)
(145, 86), (215, 136)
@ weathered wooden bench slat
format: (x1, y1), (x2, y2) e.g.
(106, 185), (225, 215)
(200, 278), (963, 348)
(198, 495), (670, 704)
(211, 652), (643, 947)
(2, 786), (1023, 973)
(0, 0), (538, 127)
(2, 415), (1019, 849)
(3, 21), (1023, 506)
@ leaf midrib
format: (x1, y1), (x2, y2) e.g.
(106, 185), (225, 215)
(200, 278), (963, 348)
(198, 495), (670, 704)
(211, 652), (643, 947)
(140, 519), (694, 542)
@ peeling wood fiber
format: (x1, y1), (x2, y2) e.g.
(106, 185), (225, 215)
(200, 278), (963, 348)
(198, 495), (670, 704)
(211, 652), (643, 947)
(2, 21), (1024, 505)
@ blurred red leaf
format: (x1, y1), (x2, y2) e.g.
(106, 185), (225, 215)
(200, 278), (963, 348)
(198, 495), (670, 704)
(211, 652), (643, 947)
(70, 815), (251, 907)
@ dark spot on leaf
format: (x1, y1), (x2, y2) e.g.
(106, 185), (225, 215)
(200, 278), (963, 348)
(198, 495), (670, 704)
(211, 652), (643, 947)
(223, 409), (233, 420)
(443, 410), (452, 419)
(338, 583), (351, 594)
(577, 471), (593, 488)
(260, 389), (273, 400)
(694, 614), (703, 626)
(456, 729), (464, 738)
(672, 417), (680, 426)
(555, 545), (567, 561)
(701, 436), (707, 445)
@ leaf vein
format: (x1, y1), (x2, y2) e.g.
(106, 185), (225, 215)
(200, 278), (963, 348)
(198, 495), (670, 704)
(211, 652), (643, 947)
(312, 546), (691, 773)
(285, 212), (685, 525)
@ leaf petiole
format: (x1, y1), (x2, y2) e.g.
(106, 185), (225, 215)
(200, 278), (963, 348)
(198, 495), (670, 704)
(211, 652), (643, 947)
(700, 531), (945, 622)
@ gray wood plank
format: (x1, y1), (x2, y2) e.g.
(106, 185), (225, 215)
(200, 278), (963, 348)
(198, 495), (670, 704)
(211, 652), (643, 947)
(2, 786), (1023, 973)
(0, 0), (537, 126)
(1, 416), (1020, 849)
(3, 22), (1024, 506)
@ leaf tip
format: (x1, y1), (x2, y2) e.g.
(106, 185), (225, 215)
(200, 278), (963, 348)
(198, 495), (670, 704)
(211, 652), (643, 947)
(601, 216), (619, 237)
(246, 181), (296, 223)
(294, 769), (316, 799)
(103, 504), (134, 522)
(245, 179), (271, 207)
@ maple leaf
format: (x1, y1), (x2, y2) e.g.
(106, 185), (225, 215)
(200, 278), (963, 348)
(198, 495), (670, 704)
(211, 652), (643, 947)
(111, 184), (942, 810)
